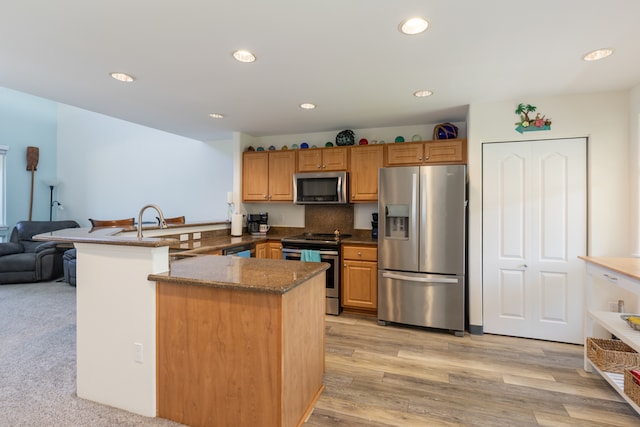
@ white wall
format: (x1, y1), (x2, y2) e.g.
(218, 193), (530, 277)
(56, 105), (233, 227)
(467, 91), (630, 329)
(630, 84), (640, 256)
(238, 122), (467, 229)
(0, 87), (58, 229)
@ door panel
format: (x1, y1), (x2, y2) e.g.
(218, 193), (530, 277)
(500, 154), (526, 259)
(419, 165), (467, 275)
(483, 138), (586, 344)
(499, 269), (525, 318)
(378, 166), (420, 272)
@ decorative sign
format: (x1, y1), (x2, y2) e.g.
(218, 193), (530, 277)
(515, 103), (552, 133)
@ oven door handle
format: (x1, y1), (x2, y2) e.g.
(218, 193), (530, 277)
(281, 248), (339, 257)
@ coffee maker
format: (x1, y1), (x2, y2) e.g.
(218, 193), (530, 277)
(247, 212), (269, 234)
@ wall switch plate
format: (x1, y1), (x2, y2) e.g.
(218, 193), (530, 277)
(134, 342), (144, 363)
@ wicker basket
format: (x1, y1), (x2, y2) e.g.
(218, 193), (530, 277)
(586, 337), (640, 373)
(624, 368), (640, 406)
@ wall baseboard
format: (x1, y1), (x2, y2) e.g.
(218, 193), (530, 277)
(468, 324), (483, 335)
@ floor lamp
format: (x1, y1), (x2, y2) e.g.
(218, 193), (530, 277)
(48, 183), (63, 221)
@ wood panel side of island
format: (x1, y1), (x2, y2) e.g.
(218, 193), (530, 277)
(282, 273), (325, 427)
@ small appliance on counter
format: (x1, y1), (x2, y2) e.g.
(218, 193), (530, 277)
(247, 212), (269, 236)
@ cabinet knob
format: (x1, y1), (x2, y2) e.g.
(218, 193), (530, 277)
(322, 164), (326, 168)
(357, 251), (362, 256)
(264, 195), (268, 199)
(424, 156), (430, 160)
(418, 156), (422, 161)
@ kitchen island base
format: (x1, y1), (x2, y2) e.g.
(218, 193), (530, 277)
(156, 272), (326, 427)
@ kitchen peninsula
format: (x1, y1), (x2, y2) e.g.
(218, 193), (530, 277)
(35, 223), (328, 427)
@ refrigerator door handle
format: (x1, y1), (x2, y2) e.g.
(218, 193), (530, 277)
(382, 272), (459, 284)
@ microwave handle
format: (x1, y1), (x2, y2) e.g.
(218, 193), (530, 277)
(337, 175), (343, 202)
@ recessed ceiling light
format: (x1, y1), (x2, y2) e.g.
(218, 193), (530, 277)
(110, 72), (135, 82)
(414, 90), (433, 97)
(583, 48), (614, 61)
(399, 17), (429, 35)
(232, 50), (256, 63)
(299, 103), (316, 110)
(209, 113), (224, 119)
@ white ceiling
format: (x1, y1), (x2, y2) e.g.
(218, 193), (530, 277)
(1, 1), (639, 142)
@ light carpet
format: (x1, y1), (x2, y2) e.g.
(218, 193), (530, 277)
(0, 280), (185, 427)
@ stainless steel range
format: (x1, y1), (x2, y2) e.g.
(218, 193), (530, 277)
(281, 232), (351, 315)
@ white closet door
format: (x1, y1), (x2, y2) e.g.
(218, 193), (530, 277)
(482, 138), (586, 344)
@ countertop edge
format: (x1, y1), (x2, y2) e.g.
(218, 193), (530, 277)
(579, 256), (640, 281)
(148, 260), (330, 294)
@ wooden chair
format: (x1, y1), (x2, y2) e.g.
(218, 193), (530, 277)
(157, 216), (185, 226)
(89, 218), (135, 228)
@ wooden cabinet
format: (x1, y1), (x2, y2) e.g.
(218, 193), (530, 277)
(242, 150), (296, 202)
(297, 147), (348, 172)
(342, 244), (378, 313)
(256, 241), (282, 259)
(385, 139), (467, 166)
(255, 242), (268, 258)
(349, 145), (384, 202)
(268, 241), (282, 259)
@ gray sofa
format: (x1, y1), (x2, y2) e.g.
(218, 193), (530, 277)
(0, 220), (80, 284)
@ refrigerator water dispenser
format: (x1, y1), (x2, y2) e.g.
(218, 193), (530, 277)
(384, 205), (409, 239)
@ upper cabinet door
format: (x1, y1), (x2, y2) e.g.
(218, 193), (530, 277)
(297, 147), (348, 172)
(321, 147), (348, 171)
(297, 149), (323, 172)
(242, 151), (269, 201)
(268, 151), (296, 201)
(385, 142), (424, 166)
(350, 145), (384, 202)
(423, 139), (466, 164)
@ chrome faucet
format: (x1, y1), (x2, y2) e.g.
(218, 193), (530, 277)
(137, 203), (167, 239)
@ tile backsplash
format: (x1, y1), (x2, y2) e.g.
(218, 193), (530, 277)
(305, 205), (354, 235)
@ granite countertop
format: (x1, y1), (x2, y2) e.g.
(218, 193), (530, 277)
(33, 226), (175, 247)
(34, 223), (378, 250)
(149, 255), (329, 294)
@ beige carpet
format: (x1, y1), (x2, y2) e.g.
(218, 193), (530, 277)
(0, 280), (184, 427)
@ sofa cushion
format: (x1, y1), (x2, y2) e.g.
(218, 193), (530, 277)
(0, 253), (36, 273)
(11, 220), (80, 243)
(0, 243), (24, 256)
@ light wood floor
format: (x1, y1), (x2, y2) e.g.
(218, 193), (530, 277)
(304, 314), (640, 427)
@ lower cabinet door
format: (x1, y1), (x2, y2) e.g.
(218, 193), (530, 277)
(342, 259), (377, 311)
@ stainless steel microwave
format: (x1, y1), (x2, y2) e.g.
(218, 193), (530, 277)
(293, 171), (349, 204)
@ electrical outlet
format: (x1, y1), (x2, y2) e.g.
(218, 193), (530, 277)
(134, 342), (144, 363)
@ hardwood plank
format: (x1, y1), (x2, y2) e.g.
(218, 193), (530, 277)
(563, 405), (640, 426)
(304, 314), (640, 426)
(502, 374), (624, 401)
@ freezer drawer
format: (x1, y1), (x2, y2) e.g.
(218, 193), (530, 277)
(377, 270), (464, 333)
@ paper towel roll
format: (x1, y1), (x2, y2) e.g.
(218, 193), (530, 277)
(231, 213), (243, 236)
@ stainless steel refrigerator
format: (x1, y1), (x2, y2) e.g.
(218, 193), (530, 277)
(377, 165), (466, 335)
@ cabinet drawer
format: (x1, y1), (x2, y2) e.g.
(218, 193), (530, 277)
(587, 264), (638, 293)
(343, 245), (377, 261)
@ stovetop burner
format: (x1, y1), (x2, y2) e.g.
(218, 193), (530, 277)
(281, 232), (352, 248)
